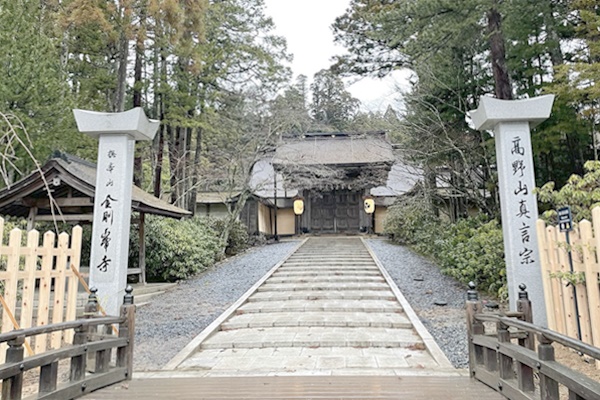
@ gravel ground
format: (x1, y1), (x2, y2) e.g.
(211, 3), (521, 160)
(134, 240), (300, 371)
(133, 237), (474, 371)
(366, 238), (470, 368)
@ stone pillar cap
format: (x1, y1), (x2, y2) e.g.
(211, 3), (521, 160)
(73, 107), (159, 141)
(469, 95), (555, 131)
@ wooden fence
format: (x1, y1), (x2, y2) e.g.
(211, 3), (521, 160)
(537, 207), (600, 363)
(0, 218), (83, 362)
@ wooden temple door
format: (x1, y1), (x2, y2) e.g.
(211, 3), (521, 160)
(335, 190), (360, 232)
(310, 190), (360, 233)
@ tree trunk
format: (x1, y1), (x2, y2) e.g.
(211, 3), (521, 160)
(153, 47), (167, 199)
(168, 125), (180, 205)
(154, 124), (165, 198)
(487, 6), (512, 100)
(183, 125), (192, 210)
(133, 16), (144, 187)
(115, 31), (129, 111)
(189, 126), (203, 215)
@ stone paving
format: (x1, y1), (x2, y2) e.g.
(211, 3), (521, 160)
(166, 237), (459, 376)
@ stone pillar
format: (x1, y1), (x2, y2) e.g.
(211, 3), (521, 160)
(73, 108), (159, 315)
(469, 95), (554, 326)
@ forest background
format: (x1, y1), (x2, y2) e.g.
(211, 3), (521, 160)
(1, 0), (600, 295)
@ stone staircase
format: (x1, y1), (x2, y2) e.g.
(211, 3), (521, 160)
(168, 237), (456, 376)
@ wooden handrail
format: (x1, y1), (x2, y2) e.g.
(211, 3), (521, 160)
(0, 337), (127, 380)
(466, 282), (600, 400)
(474, 313), (600, 360)
(0, 316), (123, 344)
(0, 286), (136, 400)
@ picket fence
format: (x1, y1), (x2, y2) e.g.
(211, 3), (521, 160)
(537, 207), (600, 365)
(0, 217), (82, 362)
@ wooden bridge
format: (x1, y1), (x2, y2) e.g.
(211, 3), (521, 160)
(0, 237), (598, 399)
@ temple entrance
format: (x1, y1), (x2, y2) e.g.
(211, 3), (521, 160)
(310, 189), (360, 233)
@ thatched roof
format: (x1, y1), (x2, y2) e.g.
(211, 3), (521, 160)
(0, 153), (190, 220)
(273, 134), (395, 166)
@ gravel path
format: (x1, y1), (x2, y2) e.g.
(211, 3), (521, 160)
(134, 240), (300, 371)
(134, 238), (472, 371)
(366, 238), (469, 368)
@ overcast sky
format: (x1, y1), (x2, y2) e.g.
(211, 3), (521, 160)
(263, 0), (411, 112)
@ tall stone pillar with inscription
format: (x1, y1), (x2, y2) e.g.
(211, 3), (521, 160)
(470, 95), (554, 326)
(73, 108), (159, 315)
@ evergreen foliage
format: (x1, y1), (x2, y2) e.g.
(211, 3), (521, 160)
(129, 216), (222, 282)
(207, 218), (250, 256)
(333, 0), (600, 217)
(384, 200), (507, 299)
(538, 160), (600, 223)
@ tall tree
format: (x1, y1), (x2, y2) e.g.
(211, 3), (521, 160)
(310, 69), (360, 131)
(332, 0), (595, 213)
(267, 75), (312, 137)
(0, 0), (90, 180)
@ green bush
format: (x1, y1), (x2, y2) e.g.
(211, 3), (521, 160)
(383, 197), (507, 299)
(129, 216), (222, 282)
(383, 194), (440, 246)
(538, 160), (600, 222)
(207, 218), (250, 255)
(437, 217), (506, 299)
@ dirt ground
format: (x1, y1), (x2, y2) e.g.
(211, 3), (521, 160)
(554, 343), (600, 382)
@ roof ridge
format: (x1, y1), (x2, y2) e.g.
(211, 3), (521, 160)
(51, 150), (96, 169)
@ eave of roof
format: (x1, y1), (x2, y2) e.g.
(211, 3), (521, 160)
(0, 156), (191, 219)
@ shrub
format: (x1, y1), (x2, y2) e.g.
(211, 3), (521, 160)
(383, 196), (507, 299)
(383, 194), (440, 246)
(437, 218), (507, 299)
(538, 160), (600, 222)
(129, 216), (221, 282)
(207, 218), (250, 255)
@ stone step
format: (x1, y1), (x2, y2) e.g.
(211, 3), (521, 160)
(287, 255), (373, 260)
(284, 259), (375, 266)
(272, 270), (381, 277)
(291, 253), (370, 256)
(201, 326), (422, 350)
(259, 282), (390, 292)
(277, 266), (379, 271)
(247, 290), (395, 302)
(179, 346), (441, 373)
(131, 282), (178, 296)
(237, 299), (403, 314)
(281, 265), (377, 270)
(266, 276), (385, 284)
(221, 311), (413, 330)
(290, 249), (371, 253)
(136, 291), (167, 306)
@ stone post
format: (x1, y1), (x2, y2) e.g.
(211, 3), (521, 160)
(469, 95), (554, 326)
(73, 108), (159, 315)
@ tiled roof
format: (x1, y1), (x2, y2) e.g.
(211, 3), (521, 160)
(0, 153), (191, 219)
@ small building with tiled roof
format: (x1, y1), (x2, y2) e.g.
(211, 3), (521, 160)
(0, 152), (191, 282)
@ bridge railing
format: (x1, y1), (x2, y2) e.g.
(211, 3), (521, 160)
(0, 286), (135, 400)
(466, 282), (600, 400)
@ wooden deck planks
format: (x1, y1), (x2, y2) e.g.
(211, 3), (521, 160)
(84, 375), (505, 399)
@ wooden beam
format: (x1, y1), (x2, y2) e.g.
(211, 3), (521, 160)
(138, 212), (146, 284)
(21, 197), (94, 208)
(34, 214), (93, 222)
(26, 207), (38, 232)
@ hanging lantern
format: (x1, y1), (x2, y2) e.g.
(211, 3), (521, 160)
(293, 197), (305, 215)
(364, 197), (375, 214)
